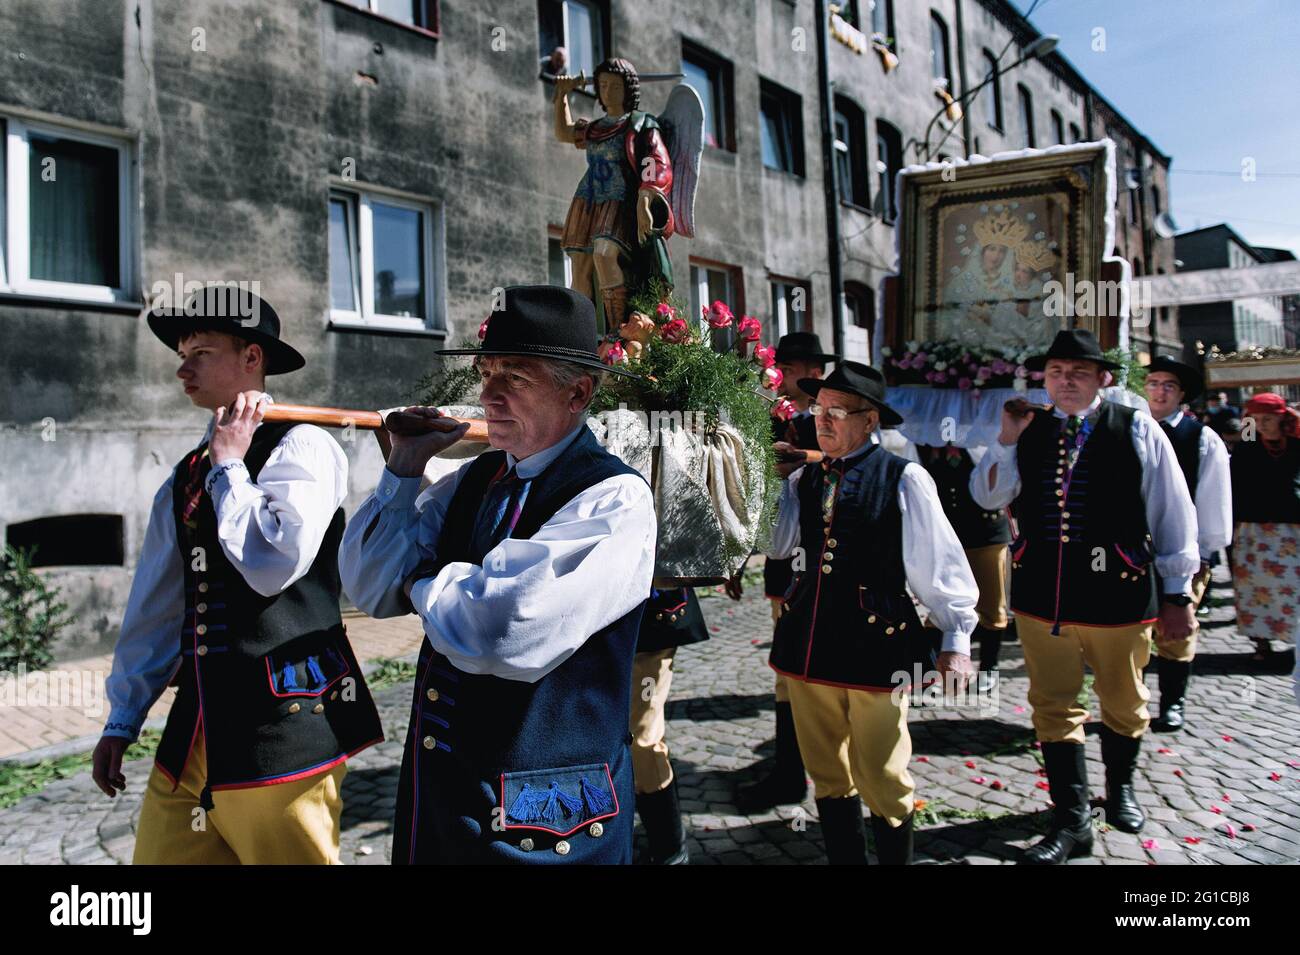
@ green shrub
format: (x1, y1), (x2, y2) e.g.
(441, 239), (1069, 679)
(0, 545), (71, 671)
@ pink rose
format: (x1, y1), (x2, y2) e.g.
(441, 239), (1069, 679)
(655, 302), (676, 321)
(763, 366), (784, 391)
(600, 340), (627, 365)
(753, 344), (776, 368)
(478, 316), (490, 340)
(705, 300), (734, 329)
(738, 315), (762, 341)
(915, 351), (928, 363)
(773, 398), (798, 421)
(976, 366), (993, 380)
(660, 317), (690, 344)
(958, 377), (973, 390)
(1030, 370), (1045, 381)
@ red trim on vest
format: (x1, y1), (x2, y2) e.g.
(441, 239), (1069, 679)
(208, 736), (382, 791)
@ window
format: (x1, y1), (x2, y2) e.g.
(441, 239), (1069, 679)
(547, 235), (573, 287)
(538, 0), (605, 79)
(1050, 110), (1065, 145)
(875, 119), (903, 223)
(690, 261), (742, 352)
(838, 0), (862, 27)
(6, 514), (124, 567)
(929, 13), (952, 92)
(771, 278), (812, 337)
(981, 50), (1003, 131)
(869, 0), (896, 50)
(844, 280), (874, 331)
(759, 79), (804, 177)
(337, 0), (438, 31)
(1152, 184), (1162, 215)
(682, 40), (734, 152)
(1, 118), (133, 303)
(1017, 85), (1035, 147)
(1068, 122), (1082, 143)
(329, 186), (443, 331)
(833, 96), (869, 208)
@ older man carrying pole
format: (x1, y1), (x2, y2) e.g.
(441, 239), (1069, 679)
(339, 286), (656, 865)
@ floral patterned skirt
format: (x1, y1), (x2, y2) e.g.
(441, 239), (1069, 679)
(1232, 522), (1300, 644)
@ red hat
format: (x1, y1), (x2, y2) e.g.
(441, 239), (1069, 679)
(1244, 392), (1288, 416)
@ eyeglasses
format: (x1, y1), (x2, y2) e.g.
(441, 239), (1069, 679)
(1144, 380), (1181, 393)
(809, 403), (872, 421)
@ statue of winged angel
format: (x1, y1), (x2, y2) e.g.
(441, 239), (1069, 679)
(553, 57), (704, 330)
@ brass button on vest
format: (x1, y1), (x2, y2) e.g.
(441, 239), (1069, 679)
(196, 623), (207, 635)
(519, 838), (534, 852)
(422, 735), (437, 749)
(426, 687), (440, 702)
(288, 702), (301, 714)
(821, 564), (832, 574)
(198, 582), (209, 593)
(312, 703), (325, 714)
(588, 822), (604, 838)
(555, 840), (571, 856)
(196, 602), (208, 613)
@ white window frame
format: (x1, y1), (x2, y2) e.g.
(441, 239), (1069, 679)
(2, 117), (134, 304)
(556, 0), (605, 79)
(691, 263), (737, 337)
(548, 236), (574, 287)
(328, 182), (445, 333)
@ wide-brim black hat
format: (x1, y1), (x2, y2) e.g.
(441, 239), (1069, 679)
(800, 360), (903, 427)
(147, 284), (305, 375)
(1144, 355), (1203, 402)
(436, 285), (637, 378)
(1024, 328), (1122, 372)
(775, 331), (838, 365)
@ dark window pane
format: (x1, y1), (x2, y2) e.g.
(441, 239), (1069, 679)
(982, 51), (1002, 130)
(548, 237), (568, 286)
(1018, 86), (1035, 147)
(760, 94), (788, 171)
(1051, 110), (1065, 145)
(28, 134), (119, 287)
(538, 0), (564, 60)
(930, 14), (950, 87)
(372, 201), (425, 318)
(6, 514), (125, 567)
(329, 197), (359, 312)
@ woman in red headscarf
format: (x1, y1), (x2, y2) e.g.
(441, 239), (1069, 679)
(1230, 391), (1300, 662)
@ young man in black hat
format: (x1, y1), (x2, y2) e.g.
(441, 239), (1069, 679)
(340, 285), (657, 864)
(1142, 356), (1231, 731)
(93, 284), (383, 864)
(971, 329), (1199, 864)
(767, 360), (979, 864)
(737, 331), (834, 812)
(629, 585), (708, 863)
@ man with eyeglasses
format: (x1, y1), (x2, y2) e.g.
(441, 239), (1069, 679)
(1142, 356), (1231, 732)
(766, 361), (979, 864)
(971, 330), (1198, 865)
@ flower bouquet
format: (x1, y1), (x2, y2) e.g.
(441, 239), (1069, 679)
(882, 339), (1045, 392)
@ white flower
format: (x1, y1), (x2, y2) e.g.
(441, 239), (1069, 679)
(880, 346), (892, 357)
(1034, 230), (1046, 240)
(979, 203), (989, 213)
(1025, 211), (1036, 221)
(906, 340), (920, 353)
(956, 233), (966, 243)
(1013, 377), (1028, 392)
(934, 361), (948, 371)
(956, 223), (967, 232)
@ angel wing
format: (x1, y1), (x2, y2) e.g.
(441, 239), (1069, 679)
(658, 84), (705, 239)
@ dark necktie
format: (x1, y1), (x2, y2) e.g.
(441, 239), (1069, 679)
(181, 444), (212, 530)
(470, 465), (529, 562)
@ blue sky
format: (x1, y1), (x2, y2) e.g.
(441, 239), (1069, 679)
(1011, 0), (1300, 256)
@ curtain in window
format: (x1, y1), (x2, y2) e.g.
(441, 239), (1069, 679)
(28, 135), (119, 286)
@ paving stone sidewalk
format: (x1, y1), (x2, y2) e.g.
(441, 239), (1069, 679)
(0, 568), (1296, 865)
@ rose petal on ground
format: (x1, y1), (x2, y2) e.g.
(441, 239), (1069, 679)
(1223, 824), (1237, 839)
(1142, 839), (1160, 850)
(915, 756), (930, 763)
(971, 776), (987, 784)
(1035, 781), (1051, 790)
(964, 760), (977, 769)
(1210, 805), (1223, 814)
(990, 780), (1004, 790)
(1271, 772), (1283, 781)
(1184, 837), (1201, 845)
(1242, 824), (1257, 832)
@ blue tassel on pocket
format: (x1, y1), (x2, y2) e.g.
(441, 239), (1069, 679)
(506, 783), (542, 823)
(580, 776), (613, 816)
(306, 655), (326, 689)
(538, 782), (582, 823)
(281, 662), (301, 692)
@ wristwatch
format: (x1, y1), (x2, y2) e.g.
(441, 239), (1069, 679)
(1162, 593), (1193, 607)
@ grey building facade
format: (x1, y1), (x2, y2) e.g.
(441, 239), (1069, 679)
(0, 0), (1178, 660)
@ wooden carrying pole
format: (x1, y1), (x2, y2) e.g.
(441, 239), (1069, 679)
(262, 403), (490, 443)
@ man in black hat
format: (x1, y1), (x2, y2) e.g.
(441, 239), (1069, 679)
(971, 329), (1199, 864)
(93, 284), (383, 864)
(339, 285), (657, 864)
(1142, 356), (1231, 731)
(767, 360), (979, 864)
(736, 331), (836, 812)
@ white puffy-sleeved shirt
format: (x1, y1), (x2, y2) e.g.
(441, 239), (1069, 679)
(968, 395), (1200, 594)
(102, 404), (348, 742)
(338, 422), (657, 684)
(766, 438), (979, 656)
(1161, 410), (1232, 561)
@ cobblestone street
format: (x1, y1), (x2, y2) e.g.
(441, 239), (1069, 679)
(0, 568), (1296, 865)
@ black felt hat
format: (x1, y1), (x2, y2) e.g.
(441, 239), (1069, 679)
(147, 284), (305, 375)
(800, 360), (903, 427)
(1144, 355), (1203, 402)
(1023, 329), (1121, 372)
(775, 331), (838, 365)
(436, 285), (637, 377)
